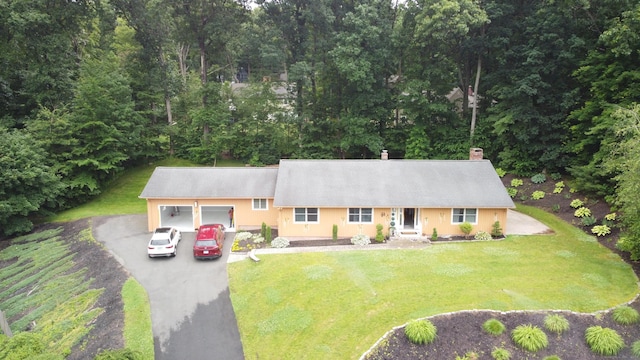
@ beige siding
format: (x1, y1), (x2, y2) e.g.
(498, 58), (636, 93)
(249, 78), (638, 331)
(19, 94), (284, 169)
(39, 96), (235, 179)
(276, 207), (508, 238)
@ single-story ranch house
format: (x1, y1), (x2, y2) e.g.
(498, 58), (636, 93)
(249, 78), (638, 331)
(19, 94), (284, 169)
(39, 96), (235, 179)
(139, 149), (515, 239)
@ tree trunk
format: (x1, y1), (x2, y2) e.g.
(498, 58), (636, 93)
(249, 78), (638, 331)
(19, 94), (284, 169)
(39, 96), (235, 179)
(470, 55), (482, 142)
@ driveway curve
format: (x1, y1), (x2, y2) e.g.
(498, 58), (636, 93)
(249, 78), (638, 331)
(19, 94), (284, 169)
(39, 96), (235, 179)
(93, 214), (244, 360)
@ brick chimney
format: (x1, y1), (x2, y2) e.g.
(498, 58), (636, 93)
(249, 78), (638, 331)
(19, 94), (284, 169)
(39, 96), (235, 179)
(381, 149), (389, 160)
(469, 148), (483, 160)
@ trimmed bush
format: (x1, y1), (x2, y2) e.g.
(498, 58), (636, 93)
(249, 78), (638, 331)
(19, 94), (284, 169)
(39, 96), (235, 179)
(474, 231), (492, 241)
(271, 237), (290, 248)
(612, 305), (640, 325)
(585, 326), (624, 356)
(351, 234), (370, 246)
(491, 221), (503, 237)
(404, 319), (437, 345)
(511, 324), (548, 352)
(544, 314), (569, 335)
(459, 222), (473, 239)
(375, 224), (384, 243)
(332, 225), (338, 241)
(265, 226), (272, 243)
(431, 228), (438, 241)
(491, 347), (511, 360)
(631, 340), (640, 357)
(483, 318), (506, 336)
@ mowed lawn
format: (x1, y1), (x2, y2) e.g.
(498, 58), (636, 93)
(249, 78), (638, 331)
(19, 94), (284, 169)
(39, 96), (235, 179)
(228, 207), (639, 360)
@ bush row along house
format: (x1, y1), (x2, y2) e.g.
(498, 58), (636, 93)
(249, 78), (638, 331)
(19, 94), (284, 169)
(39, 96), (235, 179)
(139, 149), (515, 239)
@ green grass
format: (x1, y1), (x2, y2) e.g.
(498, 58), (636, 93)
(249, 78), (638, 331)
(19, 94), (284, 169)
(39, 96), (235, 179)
(122, 278), (154, 359)
(228, 204), (638, 359)
(49, 158), (202, 222)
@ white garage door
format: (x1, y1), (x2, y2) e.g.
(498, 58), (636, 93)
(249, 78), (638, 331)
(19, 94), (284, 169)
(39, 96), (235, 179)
(158, 205), (195, 232)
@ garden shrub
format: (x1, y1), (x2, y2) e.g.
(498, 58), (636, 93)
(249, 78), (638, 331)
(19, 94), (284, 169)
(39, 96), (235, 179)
(491, 221), (503, 237)
(550, 172), (562, 180)
(235, 232), (253, 241)
(632, 340), (640, 357)
(544, 314), (569, 335)
(574, 207), (591, 218)
(531, 190), (545, 200)
(585, 326), (624, 356)
(332, 224), (338, 241)
(511, 324), (548, 352)
(482, 318), (506, 336)
(455, 351), (479, 360)
(261, 222), (267, 238)
(252, 235), (265, 244)
(459, 222), (473, 239)
(553, 181), (565, 194)
(612, 305), (640, 325)
(543, 356), (561, 360)
(581, 215), (596, 226)
(491, 347), (510, 360)
(474, 231), (492, 241)
(591, 225), (611, 237)
(271, 237), (290, 248)
(507, 187), (518, 198)
(351, 234), (370, 246)
(570, 199), (584, 208)
(510, 178), (523, 187)
(265, 226), (272, 243)
(495, 168), (507, 177)
(404, 319), (437, 345)
(431, 228), (438, 241)
(605, 213), (617, 221)
(551, 204), (560, 213)
(531, 173), (546, 184)
(375, 224), (384, 243)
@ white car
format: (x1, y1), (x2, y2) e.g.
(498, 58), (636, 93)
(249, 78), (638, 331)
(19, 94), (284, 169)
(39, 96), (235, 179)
(148, 227), (181, 258)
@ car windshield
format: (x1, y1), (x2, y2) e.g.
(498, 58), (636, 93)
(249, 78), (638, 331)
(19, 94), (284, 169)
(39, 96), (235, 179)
(151, 239), (170, 246)
(196, 240), (217, 247)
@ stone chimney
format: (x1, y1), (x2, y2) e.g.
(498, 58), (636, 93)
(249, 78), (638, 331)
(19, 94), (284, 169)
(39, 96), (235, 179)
(469, 148), (483, 160)
(381, 149), (389, 160)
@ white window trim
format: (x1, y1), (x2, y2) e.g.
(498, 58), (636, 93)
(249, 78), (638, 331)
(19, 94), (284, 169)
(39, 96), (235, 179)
(293, 208), (320, 224)
(451, 208), (478, 225)
(347, 208), (374, 224)
(252, 198), (269, 211)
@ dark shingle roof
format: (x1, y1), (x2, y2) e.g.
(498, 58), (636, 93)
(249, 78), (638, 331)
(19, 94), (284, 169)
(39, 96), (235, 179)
(140, 160), (515, 209)
(139, 167), (278, 199)
(272, 159), (514, 208)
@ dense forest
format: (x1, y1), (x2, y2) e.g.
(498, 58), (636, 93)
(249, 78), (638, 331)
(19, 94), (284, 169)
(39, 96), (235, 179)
(1, 0), (640, 255)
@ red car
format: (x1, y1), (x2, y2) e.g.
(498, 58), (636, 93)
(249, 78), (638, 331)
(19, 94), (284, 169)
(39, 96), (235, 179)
(193, 224), (225, 259)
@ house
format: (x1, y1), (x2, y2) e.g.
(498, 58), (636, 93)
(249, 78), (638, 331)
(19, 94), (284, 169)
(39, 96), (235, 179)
(139, 149), (515, 238)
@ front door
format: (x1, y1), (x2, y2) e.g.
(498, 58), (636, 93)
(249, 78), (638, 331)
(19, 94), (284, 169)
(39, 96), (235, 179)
(403, 208), (415, 229)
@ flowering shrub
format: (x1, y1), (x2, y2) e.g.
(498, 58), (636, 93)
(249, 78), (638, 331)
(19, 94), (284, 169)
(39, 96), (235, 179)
(235, 232), (253, 241)
(531, 191), (545, 200)
(474, 231), (492, 241)
(252, 235), (265, 244)
(591, 225), (611, 237)
(271, 237), (290, 248)
(351, 234), (371, 246)
(570, 199), (584, 208)
(511, 178), (523, 187)
(574, 207), (592, 218)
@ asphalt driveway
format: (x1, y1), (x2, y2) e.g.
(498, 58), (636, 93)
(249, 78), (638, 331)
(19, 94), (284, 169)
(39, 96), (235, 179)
(93, 214), (244, 360)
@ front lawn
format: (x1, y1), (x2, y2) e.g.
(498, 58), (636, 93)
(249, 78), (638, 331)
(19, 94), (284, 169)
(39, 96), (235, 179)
(228, 207), (638, 360)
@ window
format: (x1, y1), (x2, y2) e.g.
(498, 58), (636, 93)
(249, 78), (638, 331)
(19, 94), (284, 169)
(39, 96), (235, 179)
(294, 208), (319, 223)
(452, 208), (477, 224)
(348, 208), (373, 223)
(252, 198), (268, 210)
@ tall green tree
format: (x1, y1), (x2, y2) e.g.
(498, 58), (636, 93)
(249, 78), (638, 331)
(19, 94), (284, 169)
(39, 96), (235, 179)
(0, 129), (64, 236)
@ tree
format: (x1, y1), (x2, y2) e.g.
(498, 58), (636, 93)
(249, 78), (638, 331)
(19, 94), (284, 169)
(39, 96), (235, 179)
(0, 129), (64, 236)
(606, 104), (640, 259)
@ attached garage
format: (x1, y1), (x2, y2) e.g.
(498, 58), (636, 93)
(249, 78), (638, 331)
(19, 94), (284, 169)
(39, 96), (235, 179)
(158, 205), (194, 232)
(201, 206), (233, 228)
